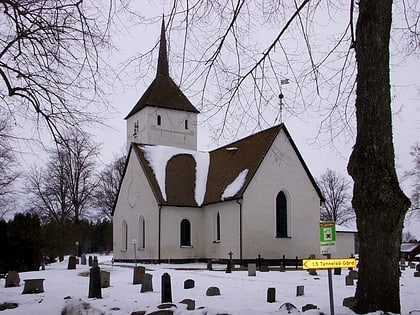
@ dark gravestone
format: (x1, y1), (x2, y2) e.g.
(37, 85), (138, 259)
(88, 260), (102, 299)
(81, 254), (87, 265)
(88, 256), (93, 267)
(248, 263), (256, 276)
(0, 303), (18, 311)
(334, 268), (342, 275)
(225, 260), (232, 273)
(409, 262), (415, 269)
(5, 271), (20, 287)
(101, 270), (110, 288)
(349, 269), (358, 280)
(296, 285), (304, 296)
(343, 296), (356, 309)
(260, 265), (269, 272)
(267, 287), (276, 303)
(22, 279), (44, 294)
(345, 274), (354, 286)
(414, 271), (420, 277)
(133, 266), (145, 285)
(206, 286), (221, 296)
(161, 273), (172, 303)
(180, 298), (195, 310)
(140, 273), (153, 293)
(279, 265), (285, 272)
(184, 279), (194, 289)
(68, 256), (77, 270)
(207, 260), (213, 271)
(308, 269), (318, 276)
(302, 304), (318, 312)
(416, 263), (420, 272)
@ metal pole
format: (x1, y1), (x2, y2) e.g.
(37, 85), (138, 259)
(327, 253), (335, 315)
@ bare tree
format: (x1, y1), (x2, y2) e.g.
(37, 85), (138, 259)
(0, 116), (19, 218)
(0, 0), (116, 143)
(93, 152), (126, 220)
(125, 1), (418, 312)
(27, 130), (99, 223)
(318, 169), (354, 225)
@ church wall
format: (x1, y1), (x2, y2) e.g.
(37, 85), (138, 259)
(241, 129), (320, 260)
(335, 232), (356, 258)
(159, 206), (204, 260)
(113, 149), (160, 261)
(201, 201), (241, 261)
(126, 107), (198, 151)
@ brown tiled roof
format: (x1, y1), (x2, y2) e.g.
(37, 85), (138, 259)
(126, 124), (324, 208)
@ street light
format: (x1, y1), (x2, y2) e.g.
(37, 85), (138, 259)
(132, 239), (137, 267)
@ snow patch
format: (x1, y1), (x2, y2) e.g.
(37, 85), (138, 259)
(141, 145), (209, 206)
(221, 169), (249, 200)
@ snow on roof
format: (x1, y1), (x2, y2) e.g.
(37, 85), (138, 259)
(221, 169), (249, 200)
(142, 145), (209, 206)
(336, 225), (357, 233)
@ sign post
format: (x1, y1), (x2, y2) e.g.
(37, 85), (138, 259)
(321, 221), (336, 315)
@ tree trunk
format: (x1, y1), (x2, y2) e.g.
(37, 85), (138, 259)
(348, 0), (411, 313)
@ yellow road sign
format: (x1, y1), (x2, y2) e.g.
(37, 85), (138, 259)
(302, 258), (356, 270)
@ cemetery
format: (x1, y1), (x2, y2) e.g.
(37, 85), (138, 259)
(0, 254), (419, 314)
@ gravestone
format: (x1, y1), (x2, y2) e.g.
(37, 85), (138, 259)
(296, 285), (304, 296)
(279, 265), (285, 272)
(101, 270), (110, 288)
(207, 260), (213, 271)
(414, 271), (420, 277)
(88, 258), (102, 298)
(68, 256), (77, 270)
(248, 263), (256, 277)
(140, 273), (153, 293)
(279, 302), (299, 314)
(5, 271), (20, 287)
(260, 265), (269, 272)
(184, 279), (194, 289)
(302, 304), (318, 312)
(133, 266), (145, 285)
(225, 260), (232, 273)
(345, 274), (354, 286)
(88, 256), (93, 267)
(180, 299), (195, 310)
(343, 296), (355, 309)
(334, 268), (342, 275)
(161, 273), (172, 303)
(81, 254), (87, 265)
(416, 263), (420, 272)
(206, 286), (221, 296)
(349, 269), (358, 280)
(22, 279), (44, 294)
(409, 262), (415, 269)
(308, 254), (317, 276)
(267, 288), (276, 303)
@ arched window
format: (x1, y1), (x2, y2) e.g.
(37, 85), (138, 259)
(215, 212), (221, 241)
(157, 115), (161, 126)
(180, 219), (191, 246)
(138, 215), (145, 249)
(122, 220), (128, 250)
(276, 191), (288, 237)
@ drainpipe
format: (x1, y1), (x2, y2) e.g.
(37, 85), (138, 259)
(236, 199), (243, 265)
(158, 206), (162, 263)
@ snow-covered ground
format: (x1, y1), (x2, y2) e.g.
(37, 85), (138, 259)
(0, 254), (419, 314)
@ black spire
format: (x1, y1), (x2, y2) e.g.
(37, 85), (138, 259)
(157, 17), (169, 77)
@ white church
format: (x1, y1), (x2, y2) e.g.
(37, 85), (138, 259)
(112, 20), (353, 265)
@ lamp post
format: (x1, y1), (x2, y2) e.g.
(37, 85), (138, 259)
(132, 239), (137, 267)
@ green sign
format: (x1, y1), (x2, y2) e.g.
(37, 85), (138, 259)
(320, 221), (336, 255)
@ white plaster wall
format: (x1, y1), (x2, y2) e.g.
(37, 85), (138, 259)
(201, 202), (241, 261)
(126, 107), (197, 151)
(159, 206), (204, 260)
(335, 232), (356, 258)
(241, 129), (320, 259)
(113, 149), (160, 261)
